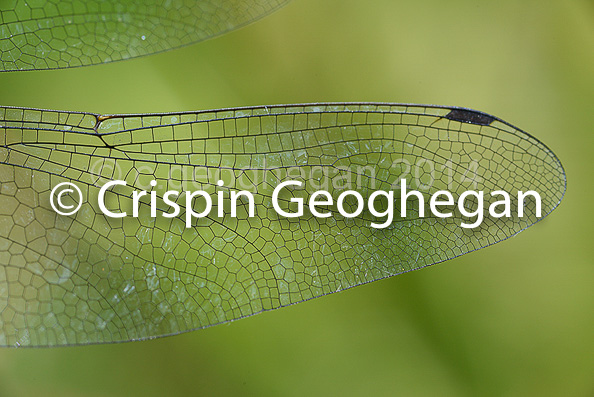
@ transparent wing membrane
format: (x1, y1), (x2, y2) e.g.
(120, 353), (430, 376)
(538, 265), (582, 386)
(0, 103), (565, 346)
(0, 0), (290, 71)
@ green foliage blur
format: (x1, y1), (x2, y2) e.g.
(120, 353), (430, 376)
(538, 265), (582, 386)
(0, 0), (592, 395)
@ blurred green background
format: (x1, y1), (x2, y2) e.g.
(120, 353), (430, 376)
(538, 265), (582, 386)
(0, 0), (592, 395)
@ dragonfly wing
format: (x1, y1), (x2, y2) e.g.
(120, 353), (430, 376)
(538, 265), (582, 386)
(0, 104), (566, 346)
(0, 0), (290, 71)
